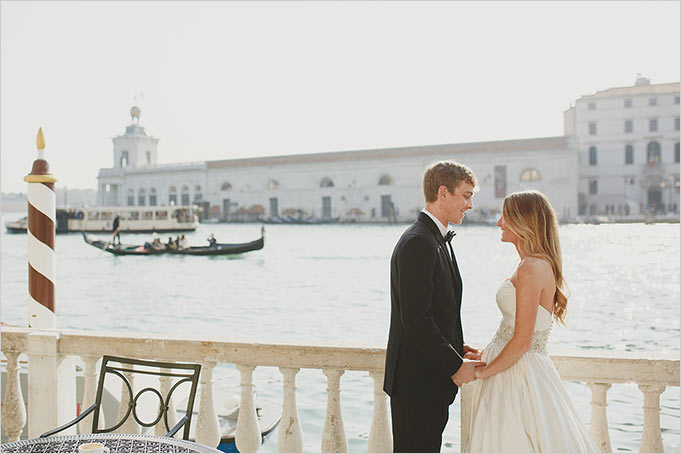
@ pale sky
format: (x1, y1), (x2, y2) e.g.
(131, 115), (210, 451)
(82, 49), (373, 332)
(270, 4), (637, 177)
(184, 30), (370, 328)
(1, 1), (679, 194)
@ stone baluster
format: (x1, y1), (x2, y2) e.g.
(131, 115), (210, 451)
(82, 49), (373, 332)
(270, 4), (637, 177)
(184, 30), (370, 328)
(368, 371), (391, 453)
(2, 352), (27, 441)
(116, 368), (140, 434)
(78, 355), (100, 434)
(321, 368), (347, 453)
(587, 382), (612, 453)
(638, 384), (666, 453)
(195, 362), (220, 448)
(236, 365), (261, 453)
(155, 367), (180, 437)
(459, 383), (473, 451)
(278, 367), (303, 452)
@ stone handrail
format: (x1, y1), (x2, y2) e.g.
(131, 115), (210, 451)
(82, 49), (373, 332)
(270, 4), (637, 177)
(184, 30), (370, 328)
(2, 326), (679, 453)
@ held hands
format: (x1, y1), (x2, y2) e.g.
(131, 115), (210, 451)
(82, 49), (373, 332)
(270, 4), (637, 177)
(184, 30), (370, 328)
(463, 345), (483, 361)
(463, 345), (489, 380)
(451, 359), (485, 386)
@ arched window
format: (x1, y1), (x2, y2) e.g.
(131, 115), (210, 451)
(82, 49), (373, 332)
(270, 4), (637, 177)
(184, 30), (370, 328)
(378, 175), (395, 186)
(320, 177), (335, 188)
(138, 188), (146, 207)
(120, 151), (129, 168)
(647, 141), (661, 165)
(588, 146), (597, 166)
(168, 186), (177, 205)
(194, 185), (203, 202)
(221, 182), (232, 191)
(520, 169), (541, 182)
(268, 179), (280, 190)
(149, 187), (157, 206)
(146, 151), (151, 164)
(675, 143), (680, 163)
(127, 188), (135, 206)
(181, 186), (190, 206)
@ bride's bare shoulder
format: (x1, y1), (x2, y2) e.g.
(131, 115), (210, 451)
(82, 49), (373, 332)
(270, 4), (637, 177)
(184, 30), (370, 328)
(517, 257), (553, 282)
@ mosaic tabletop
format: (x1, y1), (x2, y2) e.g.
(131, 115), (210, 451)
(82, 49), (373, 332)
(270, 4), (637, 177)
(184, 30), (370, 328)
(0, 433), (221, 453)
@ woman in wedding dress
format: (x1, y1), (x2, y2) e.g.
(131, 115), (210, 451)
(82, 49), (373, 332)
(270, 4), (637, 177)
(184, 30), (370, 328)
(464, 190), (599, 453)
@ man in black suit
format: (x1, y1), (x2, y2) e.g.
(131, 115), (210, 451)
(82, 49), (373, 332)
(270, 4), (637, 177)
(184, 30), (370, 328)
(384, 161), (483, 453)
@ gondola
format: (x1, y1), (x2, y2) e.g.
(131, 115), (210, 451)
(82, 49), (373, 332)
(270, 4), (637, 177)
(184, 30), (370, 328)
(82, 233), (168, 255)
(82, 227), (264, 256)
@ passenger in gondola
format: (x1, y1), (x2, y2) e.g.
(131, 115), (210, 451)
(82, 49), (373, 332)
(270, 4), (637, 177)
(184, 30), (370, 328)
(166, 236), (176, 249)
(207, 234), (217, 248)
(179, 234), (188, 249)
(151, 238), (166, 250)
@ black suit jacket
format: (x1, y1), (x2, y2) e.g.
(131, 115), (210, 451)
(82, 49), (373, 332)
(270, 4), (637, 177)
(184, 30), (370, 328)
(383, 212), (465, 406)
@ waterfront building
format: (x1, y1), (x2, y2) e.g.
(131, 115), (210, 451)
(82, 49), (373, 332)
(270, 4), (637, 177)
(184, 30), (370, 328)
(564, 76), (680, 216)
(98, 109), (577, 222)
(98, 77), (679, 222)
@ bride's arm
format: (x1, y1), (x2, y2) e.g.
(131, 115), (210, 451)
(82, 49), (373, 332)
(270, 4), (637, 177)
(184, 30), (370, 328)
(475, 261), (543, 379)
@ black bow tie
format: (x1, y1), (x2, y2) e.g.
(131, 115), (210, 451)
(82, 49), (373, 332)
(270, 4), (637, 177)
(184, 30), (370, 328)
(444, 230), (456, 243)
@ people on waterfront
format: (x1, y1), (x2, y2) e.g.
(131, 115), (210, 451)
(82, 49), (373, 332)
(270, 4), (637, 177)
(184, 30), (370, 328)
(383, 160), (483, 453)
(464, 190), (599, 453)
(112, 213), (121, 246)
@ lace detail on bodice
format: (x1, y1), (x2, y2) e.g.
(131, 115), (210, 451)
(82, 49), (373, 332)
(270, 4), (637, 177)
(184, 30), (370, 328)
(491, 279), (554, 354)
(491, 323), (551, 354)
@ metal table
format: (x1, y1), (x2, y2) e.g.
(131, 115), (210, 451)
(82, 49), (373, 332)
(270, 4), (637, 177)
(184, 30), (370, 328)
(0, 433), (222, 453)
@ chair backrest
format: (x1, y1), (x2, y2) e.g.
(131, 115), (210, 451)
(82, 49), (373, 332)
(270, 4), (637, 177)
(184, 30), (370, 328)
(91, 356), (201, 440)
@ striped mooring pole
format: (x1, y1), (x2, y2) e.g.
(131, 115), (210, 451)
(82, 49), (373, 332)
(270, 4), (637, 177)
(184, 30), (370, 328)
(23, 127), (58, 329)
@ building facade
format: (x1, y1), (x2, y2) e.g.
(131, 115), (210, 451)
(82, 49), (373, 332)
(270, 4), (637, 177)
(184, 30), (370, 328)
(98, 77), (681, 223)
(98, 109), (578, 223)
(564, 76), (680, 216)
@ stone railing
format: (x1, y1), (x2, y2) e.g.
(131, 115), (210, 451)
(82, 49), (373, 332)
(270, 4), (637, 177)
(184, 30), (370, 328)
(1, 326), (679, 453)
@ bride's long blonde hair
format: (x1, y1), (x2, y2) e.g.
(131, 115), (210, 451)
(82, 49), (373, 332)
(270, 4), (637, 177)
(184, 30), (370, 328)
(502, 190), (568, 325)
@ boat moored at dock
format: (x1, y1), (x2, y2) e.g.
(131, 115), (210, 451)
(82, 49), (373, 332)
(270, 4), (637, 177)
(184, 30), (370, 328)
(5, 206), (199, 234)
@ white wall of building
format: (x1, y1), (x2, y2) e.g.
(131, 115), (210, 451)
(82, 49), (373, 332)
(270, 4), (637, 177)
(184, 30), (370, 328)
(567, 78), (680, 216)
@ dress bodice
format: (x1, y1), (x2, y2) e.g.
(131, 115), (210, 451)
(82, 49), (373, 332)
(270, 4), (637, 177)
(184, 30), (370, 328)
(491, 279), (553, 354)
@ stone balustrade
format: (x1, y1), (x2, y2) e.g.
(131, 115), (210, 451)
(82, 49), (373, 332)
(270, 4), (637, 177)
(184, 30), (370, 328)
(2, 326), (679, 452)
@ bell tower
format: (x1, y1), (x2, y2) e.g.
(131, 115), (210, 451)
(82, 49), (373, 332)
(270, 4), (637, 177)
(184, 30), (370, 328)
(112, 106), (159, 168)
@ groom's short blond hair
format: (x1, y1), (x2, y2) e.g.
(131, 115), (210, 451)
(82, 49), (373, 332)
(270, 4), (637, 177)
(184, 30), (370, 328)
(423, 161), (477, 203)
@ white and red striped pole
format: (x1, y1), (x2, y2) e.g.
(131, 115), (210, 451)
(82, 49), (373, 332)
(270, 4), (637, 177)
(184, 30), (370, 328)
(23, 127), (58, 329)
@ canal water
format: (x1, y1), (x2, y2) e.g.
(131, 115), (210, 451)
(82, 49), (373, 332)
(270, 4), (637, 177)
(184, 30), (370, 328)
(1, 212), (679, 452)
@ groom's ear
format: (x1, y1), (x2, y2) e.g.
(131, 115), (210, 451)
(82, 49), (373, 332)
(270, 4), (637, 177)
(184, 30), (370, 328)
(438, 185), (449, 200)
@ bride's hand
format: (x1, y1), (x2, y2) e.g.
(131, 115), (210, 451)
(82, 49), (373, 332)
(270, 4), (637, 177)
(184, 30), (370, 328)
(464, 345), (483, 361)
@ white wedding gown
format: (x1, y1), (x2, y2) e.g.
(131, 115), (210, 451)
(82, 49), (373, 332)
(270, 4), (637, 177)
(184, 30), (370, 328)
(464, 279), (599, 453)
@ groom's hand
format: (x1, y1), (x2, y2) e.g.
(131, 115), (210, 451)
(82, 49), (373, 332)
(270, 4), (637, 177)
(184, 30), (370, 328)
(463, 345), (482, 361)
(451, 359), (485, 386)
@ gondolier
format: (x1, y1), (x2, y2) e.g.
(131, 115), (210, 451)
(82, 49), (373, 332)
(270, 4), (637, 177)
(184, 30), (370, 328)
(112, 213), (121, 246)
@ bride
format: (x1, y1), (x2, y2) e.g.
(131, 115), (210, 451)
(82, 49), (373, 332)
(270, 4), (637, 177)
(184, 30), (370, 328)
(464, 190), (599, 453)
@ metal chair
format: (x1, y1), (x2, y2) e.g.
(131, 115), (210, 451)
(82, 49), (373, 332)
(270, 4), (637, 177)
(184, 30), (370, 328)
(40, 355), (201, 440)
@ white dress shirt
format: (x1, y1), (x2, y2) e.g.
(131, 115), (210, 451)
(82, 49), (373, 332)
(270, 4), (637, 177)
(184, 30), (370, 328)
(421, 208), (452, 259)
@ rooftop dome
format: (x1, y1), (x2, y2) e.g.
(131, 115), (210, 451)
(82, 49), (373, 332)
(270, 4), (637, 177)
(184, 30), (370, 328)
(634, 74), (651, 86)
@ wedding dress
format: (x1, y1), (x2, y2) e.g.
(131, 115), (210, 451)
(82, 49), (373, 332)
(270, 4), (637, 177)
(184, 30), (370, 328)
(464, 278), (599, 453)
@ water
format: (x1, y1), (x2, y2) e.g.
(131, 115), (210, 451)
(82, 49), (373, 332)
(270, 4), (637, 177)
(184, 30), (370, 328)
(1, 212), (679, 452)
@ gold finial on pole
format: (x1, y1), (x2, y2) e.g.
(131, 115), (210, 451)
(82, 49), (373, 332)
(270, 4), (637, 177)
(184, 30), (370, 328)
(36, 127), (45, 151)
(24, 127), (57, 183)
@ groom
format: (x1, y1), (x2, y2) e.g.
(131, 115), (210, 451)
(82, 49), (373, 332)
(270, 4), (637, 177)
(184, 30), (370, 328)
(383, 161), (483, 453)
